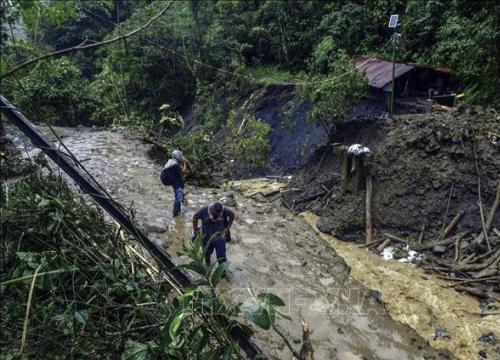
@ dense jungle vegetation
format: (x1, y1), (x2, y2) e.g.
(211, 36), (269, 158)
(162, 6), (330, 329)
(0, 1), (499, 357)
(1, 0), (498, 132)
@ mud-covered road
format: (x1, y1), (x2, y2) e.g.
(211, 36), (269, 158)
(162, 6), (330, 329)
(17, 126), (468, 359)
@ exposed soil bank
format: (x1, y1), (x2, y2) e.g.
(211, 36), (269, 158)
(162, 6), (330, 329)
(10, 126), (454, 360)
(284, 110), (500, 241)
(183, 86), (394, 179)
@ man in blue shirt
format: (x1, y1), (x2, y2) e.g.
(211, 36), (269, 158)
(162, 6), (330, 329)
(192, 202), (235, 265)
(162, 150), (191, 217)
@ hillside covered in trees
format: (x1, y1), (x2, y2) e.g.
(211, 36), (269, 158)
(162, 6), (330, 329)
(2, 0), (498, 125)
(1, 1), (499, 359)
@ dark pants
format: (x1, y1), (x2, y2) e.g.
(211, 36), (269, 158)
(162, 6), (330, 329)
(172, 187), (183, 216)
(204, 237), (227, 265)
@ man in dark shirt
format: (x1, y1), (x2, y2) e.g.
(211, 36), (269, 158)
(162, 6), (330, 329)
(192, 202), (235, 265)
(163, 150), (191, 217)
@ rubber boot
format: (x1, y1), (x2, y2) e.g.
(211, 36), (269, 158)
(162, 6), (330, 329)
(173, 202), (181, 217)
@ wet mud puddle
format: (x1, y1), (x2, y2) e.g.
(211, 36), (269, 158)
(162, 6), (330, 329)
(28, 126), (472, 360)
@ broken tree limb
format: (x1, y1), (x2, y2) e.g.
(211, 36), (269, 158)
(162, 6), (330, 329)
(299, 319), (315, 360)
(473, 143), (491, 251)
(271, 325), (301, 359)
(454, 233), (466, 262)
(440, 276), (500, 284)
(418, 222), (426, 243)
(441, 211), (464, 240)
(294, 191), (327, 204)
(473, 266), (499, 279)
(412, 232), (468, 251)
(377, 238), (392, 253)
(0, 2), (173, 80)
(383, 232), (409, 244)
(365, 175), (373, 243)
(453, 248), (499, 272)
(358, 238), (385, 248)
(485, 181), (500, 230)
(454, 285), (500, 301)
(474, 181), (500, 246)
(439, 183), (455, 239)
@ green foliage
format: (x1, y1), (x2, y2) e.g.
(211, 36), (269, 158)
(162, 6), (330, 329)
(2, 0), (498, 134)
(0, 137), (37, 180)
(1, 165), (171, 357)
(431, 7), (498, 106)
(1, 44), (97, 125)
(231, 115), (272, 166)
(242, 65), (293, 85)
(193, 87), (226, 132)
(299, 55), (368, 133)
(86, 61), (127, 126)
(159, 103), (184, 136)
(1, 154), (289, 358)
(156, 127), (216, 176)
(243, 292), (291, 331)
(174, 235), (291, 355)
(280, 101), (296, 131)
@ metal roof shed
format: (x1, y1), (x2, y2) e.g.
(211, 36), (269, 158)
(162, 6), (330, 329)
(354, 56), (415, 90)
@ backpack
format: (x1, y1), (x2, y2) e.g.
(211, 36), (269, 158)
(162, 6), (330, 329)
(160, 167), (173, 186)
(160, 159), (179, 186)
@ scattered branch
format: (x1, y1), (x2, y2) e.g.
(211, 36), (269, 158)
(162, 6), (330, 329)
(472, 143), (491, 251)
(0, 2), (173, 80)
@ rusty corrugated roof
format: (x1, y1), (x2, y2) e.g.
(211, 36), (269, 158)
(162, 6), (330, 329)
(354, 56), (414, 89)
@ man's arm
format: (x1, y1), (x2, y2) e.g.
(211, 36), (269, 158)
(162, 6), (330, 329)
(223, 210), (235, 237)
(182, 159), (193, 174)
(192, 213), (200, 235)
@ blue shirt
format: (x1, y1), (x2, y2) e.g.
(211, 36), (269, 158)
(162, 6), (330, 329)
(194, 206), (234, 241)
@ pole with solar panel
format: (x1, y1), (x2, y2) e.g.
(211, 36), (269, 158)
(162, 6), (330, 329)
(388, 14), (399, 118)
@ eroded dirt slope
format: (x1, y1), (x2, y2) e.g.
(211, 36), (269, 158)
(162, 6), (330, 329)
(284, 109), (500, 241)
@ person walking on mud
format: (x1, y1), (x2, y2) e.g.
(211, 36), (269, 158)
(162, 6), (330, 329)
(160, 150), (191, 217)
(192, 202), (235, 266)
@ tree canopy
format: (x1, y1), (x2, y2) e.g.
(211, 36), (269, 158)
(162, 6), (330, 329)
(1, 0), (498, 127)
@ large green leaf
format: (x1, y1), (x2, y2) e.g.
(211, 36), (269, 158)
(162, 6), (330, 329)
(210, 261), (229, 286)
(178, 261), (206, 275)
(121, 340), (158, 360)
(276, 309), (292, 321)
(257, 292), (285, 306)
(74, 309), (89, 325)
(169, 312), (186, 341)
(243, 303), (270, 330)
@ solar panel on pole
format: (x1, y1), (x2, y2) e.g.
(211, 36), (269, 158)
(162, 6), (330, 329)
(388, 15), (399, 28)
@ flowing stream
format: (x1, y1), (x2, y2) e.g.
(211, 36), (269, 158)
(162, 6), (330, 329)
(14, 126), (497, 360)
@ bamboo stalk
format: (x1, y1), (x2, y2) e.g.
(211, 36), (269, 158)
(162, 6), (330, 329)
(20, 264), (43, 354)
(365, 175), (373, 244)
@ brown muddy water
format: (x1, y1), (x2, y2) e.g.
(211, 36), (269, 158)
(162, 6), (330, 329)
(17, 126), (497, 359)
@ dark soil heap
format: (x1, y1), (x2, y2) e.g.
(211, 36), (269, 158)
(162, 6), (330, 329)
(284, 109), (500, 242)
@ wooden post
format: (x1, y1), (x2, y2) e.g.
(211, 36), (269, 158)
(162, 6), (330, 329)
(365, 175), (373, 243)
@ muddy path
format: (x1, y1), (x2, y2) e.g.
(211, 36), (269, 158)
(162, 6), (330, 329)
(22, 126), (458, 360)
